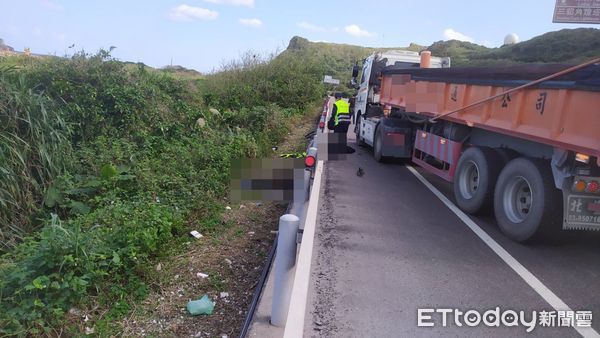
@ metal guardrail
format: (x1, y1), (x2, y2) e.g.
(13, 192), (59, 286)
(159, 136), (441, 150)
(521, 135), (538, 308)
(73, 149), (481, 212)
(240, 97), (329, 337)
(270, 113), (324, 327)
(318, 97), (331, 132)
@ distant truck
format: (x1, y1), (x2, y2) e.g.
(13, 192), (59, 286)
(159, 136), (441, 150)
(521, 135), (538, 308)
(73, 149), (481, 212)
(353, 51), (600, 242)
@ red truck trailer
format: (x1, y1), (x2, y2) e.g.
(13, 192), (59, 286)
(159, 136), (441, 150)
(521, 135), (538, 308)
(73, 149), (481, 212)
(356, 57), (600, 242)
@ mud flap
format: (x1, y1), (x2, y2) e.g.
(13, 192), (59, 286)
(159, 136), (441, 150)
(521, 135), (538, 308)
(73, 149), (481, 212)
(380, 119), (413, 158)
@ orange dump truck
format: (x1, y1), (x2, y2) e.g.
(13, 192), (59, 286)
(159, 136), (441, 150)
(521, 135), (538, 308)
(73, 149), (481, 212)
(357, 57), (600, 242)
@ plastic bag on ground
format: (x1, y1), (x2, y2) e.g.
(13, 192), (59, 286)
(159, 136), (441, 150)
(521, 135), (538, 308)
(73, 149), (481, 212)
(187, 295), (215, 315)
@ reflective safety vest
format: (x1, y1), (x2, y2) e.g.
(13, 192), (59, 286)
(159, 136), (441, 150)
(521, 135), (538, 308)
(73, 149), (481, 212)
(334, 99), (351, 126)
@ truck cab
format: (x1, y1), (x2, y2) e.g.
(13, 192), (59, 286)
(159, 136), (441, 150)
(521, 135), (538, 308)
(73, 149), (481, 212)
(354, 50), (449, 160)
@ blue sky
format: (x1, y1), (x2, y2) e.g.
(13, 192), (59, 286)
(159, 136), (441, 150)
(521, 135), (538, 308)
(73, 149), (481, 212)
(1, 0), (598, 72)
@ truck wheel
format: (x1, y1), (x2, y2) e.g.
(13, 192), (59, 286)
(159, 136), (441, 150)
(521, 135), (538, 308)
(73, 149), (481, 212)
(373, 125), (385, 162)
(493, 158), (562, 242)
(453, 147), (501, 214)
(356, 114), (366, 147)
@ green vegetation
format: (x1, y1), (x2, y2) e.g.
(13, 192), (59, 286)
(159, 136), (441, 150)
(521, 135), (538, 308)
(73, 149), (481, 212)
(463, 28), (600, 66)
(201, 50), (324, 111)
(0, 49), (323, 336)
(283, 36), (423, 88)
(286, 28), (600, 82)
(1, 26), (595, 335)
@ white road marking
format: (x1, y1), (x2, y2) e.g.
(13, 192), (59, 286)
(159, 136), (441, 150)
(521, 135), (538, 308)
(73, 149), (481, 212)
(283, 160), (324, 338)
(406, 165), (600, 338)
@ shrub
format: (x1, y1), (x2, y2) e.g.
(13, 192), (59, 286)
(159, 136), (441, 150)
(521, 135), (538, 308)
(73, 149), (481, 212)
(0, 68), (72, 249)
(202, 51), (324, 111)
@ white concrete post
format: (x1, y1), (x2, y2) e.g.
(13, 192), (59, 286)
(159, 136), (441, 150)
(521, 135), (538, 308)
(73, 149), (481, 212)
(271, 214), (300, 327)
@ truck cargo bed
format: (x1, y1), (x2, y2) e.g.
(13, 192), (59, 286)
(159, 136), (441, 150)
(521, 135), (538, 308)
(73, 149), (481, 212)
(379, 64), (600, 161)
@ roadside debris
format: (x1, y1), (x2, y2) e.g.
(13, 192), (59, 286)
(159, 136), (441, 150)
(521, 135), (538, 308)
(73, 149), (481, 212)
(196, 272), (209, 279)
(187, 295), (215, 315)
(85, 327), (94, 335)
(190, 230), (203, 239)
(69, 307), (82, 316)
(196, 117), (206, 128)
(224, 258), (233, 265)
(225, 206), (232, 210)
(219, 292), (229, 298)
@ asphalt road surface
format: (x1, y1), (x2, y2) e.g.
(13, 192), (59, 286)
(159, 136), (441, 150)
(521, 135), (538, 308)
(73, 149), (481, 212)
(305, 129), (600, 338)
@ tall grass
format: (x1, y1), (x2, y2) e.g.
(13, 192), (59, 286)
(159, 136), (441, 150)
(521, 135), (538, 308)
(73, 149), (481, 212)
(202, 50), (324, 111)
(0, 67), (71, 250)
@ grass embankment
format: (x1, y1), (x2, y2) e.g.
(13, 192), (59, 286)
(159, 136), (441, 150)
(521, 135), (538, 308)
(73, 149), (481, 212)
(0, 50), (324, 336)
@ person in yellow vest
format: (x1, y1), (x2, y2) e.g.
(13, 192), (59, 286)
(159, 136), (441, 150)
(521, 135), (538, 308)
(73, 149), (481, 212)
(328, 92), (351, 133)
(328, 92), (355, 154)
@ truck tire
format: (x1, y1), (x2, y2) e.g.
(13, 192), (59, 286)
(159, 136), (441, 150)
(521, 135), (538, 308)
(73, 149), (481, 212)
(373, 125), (385, 162)
(493, 158), (562, 242)
(356, 114), (366, 147)
(453, 147), (502, 214)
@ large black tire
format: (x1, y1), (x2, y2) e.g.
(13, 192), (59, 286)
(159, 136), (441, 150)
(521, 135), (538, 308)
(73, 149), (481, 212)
(453, 147), (502, 214)
(373, 125), (385, 162)
(493, 158), (562, 242)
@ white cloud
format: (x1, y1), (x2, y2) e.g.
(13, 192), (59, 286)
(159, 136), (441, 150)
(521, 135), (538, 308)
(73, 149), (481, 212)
(204, 0), (254, 7)
(344, 24), (374, 38)
(168, 4), (218, 22)
(297, 21), (326, 32)
(239, 18), (262, 27)
(40, 0), (63, 11)
(443, 28), (474, 43)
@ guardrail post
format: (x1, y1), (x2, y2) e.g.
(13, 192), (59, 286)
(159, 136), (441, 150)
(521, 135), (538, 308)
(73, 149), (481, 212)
(271, 214), (300, 327)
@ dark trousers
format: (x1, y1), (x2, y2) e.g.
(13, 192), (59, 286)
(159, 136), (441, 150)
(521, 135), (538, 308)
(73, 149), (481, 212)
(332, 122), (354, 154)
(333, 121), (350, 134)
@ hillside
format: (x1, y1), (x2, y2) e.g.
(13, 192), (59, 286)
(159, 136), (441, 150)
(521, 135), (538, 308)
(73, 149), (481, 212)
(0, 48), (324, 336)
(284, 28), (600, 84)
(0, 38), (14, 52)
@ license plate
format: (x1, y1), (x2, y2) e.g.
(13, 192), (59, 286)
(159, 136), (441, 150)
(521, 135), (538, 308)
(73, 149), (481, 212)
(566, 195), (600, 227)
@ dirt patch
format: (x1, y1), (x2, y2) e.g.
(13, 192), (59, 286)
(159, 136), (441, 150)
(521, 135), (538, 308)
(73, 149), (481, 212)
(120, 203), (284, 338)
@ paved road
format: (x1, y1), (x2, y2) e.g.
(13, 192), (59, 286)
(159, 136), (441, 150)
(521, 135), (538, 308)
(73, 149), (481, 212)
(305, 129), (600, 338)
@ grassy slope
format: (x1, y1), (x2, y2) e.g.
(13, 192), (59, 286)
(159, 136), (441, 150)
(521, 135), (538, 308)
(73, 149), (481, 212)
(0, 50), (323, 336)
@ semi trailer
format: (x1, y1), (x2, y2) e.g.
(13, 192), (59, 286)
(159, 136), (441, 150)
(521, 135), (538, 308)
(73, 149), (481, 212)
(353, 52), (600, 242)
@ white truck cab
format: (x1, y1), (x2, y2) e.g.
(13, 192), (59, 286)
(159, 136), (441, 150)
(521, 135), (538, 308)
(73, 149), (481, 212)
(354, 50), (449, 159)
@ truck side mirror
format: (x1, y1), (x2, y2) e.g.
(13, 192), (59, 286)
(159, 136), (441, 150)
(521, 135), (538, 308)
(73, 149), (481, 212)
(352, 64), (359, 78)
